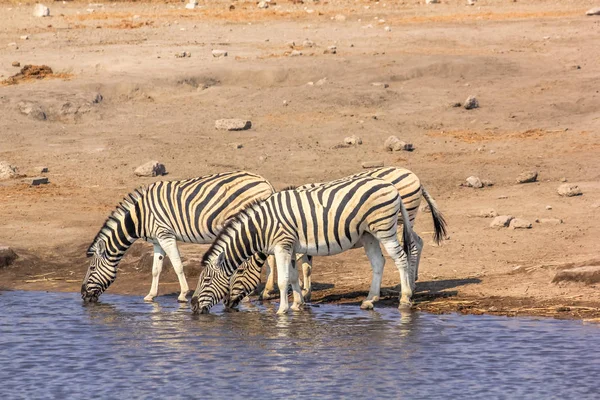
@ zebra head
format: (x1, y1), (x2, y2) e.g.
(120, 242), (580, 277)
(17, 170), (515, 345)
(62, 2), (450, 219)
(81, 239), (116, 303)
(191, 253), (230, 314)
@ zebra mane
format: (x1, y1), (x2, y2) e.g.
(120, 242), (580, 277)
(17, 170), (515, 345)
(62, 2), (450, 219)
(280, 185), (297, 191)
(86, 187), (146, 256)
(201, 199), (264, 266)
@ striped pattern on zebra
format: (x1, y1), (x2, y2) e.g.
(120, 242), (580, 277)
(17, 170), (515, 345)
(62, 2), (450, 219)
(226, 167), (446, 308)
(190, 176), (415, 314)
(81, 171), (275, 303)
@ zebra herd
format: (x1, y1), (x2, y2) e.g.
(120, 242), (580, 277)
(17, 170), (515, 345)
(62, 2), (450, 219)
(81, 167), (446, 314)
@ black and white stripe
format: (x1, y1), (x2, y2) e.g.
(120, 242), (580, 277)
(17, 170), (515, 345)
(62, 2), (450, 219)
(191, 176), (416, 314)
(81, 171), (274, 303)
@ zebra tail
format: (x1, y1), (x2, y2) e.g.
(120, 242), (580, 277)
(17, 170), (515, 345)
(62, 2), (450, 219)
(421, 186), (447, 245)
(399, 194), (413, 256)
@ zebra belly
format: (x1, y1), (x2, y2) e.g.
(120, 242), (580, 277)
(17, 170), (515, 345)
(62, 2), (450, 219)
(294, 235), (362, 256)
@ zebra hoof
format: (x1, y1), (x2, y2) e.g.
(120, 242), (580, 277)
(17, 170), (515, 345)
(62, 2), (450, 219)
(259, 290), (279, 301)
(301, 290), (312, 303)
(177, 297), (188, 303)
(143, 295), (155, 302)
(398, 301), (413, 311)
(360, 300), (375, 310)
(291, 303), (305, 311)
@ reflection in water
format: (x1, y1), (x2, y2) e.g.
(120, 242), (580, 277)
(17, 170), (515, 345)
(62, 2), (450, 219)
(1, 290), (599, 398)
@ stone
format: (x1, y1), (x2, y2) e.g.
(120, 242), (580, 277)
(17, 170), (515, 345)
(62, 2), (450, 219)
(323, 46), (337, 54)
(371, 82), (389, 88)
(212, 49), (228, 58)
(185, 0), (198, 9)
(464, 95), (479, 110)
(134, 161), (167, 177)
(0, 246), (18, 268)
(553, 266), (600, 285)
(175, 51), (191, 58)
(516, 170), (538, 184)
(586, 7), (600, 15)
(20, 35), (29, 40)
(215, 119), (252, 131)
(334, 14), (346, 21)
(490, 215), (514, 228)
(229, 143), (243, 149)
(465, 176), (483, 188)
(560, 177), (567, 182)
(302, 39), (315, 48)
(557, 184), (582, 197)
(384, 26), (391, 32)
(31, 166), (49, 174)
(535, 218), (563, 225)
(12, 61), (20, 67)
(17, 101), (46, 121)
(546, 205), (552, 210)
(426, 0), (440, 3)
(479, 208), (498, 218)
(315, 77), (327, 86)
(0, 161), (20, 181)
(362, 161), (384, 169)
(481, 179), (494, 187)
(290, 50), (303, 57)
(344, 135), (362, 146)
(509, 218), (532, 229)
(467, 0), (476, 5)
(258, 1), (269, 8)
(23, 176), (49, 186)
(33, 4), (50, 17)
(384, 135), (413, 151)
(91, 92), (103, 104)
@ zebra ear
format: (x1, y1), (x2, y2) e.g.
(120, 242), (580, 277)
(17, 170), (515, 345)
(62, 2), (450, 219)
(95, 240), (107, 257)
(215, 252), (225, 267)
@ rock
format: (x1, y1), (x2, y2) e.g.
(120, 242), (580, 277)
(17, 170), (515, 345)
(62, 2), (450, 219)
(557, 184), (582, 197)
(481, 179), (494, 187)
(33, 4), (50, 17)
(362, 161), (384, 169)
(546, 205), (552, 210)
(479, 208), (498, 218)
(258, 1), (269, 8)
(384, 26), (391, 32)
(0, 161), (20, 181)
(490, 215), (514, 228)
(212, 49), (228, 58)
(323, 46), (337, 54)
(384, 135), (413, 152)
(282, 100), (288, 106)
(17, 101), (46, 121)
(535, 218), (563, 225)
(315, 77), (327, 86)
(12, 61), (20, 67)
(0, 246), (18, 268)
(185, 0), (198, 9)
(302, 39), (315, 48)
(464, 95), (479, 110)
(586, 7), (600, 15)
(426, 0), (440, 3)
(215, 119), (252, 131)
(334, 14), (346, 21)
(175, 51), (191, 58)
(509, 218), (532, 229)
(30, 166), (49, 175)
(344, 135), (363, 146)
(467, 0), (476, 5)
(20, 35), (29, 40)
(553, 266), (600, 285)
(516, 171), (538, 184)
(286, 41), (296, 48)
(90, 92), (103, 104)
(371, 82), (389, 88)
(229, 143), (243, 149)
(465, 176), (483, 188)
(23, 176), (49, 186)
(560, 177), (567, 182)
(134, 161), (167, 177)
(290, 50), (303, 57)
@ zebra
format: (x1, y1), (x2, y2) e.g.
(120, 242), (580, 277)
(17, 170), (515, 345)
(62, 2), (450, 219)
(81, 171), (275, 303)
(190, 175), (416, 315)
(226, 167), (446, 308)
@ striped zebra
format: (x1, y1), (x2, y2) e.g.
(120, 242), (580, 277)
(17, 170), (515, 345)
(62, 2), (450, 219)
(226, 167), (446, 308)
(191, 176), (416, 315)
(81, 171), (275, 303)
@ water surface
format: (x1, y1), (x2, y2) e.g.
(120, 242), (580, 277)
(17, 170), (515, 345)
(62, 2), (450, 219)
(1, 290), (598, 399)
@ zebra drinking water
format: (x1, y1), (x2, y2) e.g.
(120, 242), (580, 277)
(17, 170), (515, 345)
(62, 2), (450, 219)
(191, 176), (416, 314)
(81, 171), (275, 303)
(226, 167), (446, 308)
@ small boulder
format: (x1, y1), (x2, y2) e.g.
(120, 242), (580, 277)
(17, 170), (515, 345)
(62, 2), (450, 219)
(516, 171), (538, 184)
(215, 119), (252, 131)
(344, 135), (362, 146)
(258, 1), (269, 8)
(0, 161), (20, 181)
(553, 266), (600, 284)
(384, 135), (413, 152)
(557, 184), (582, 197)
(586, 7), (600, 15)
(135, 161), (167, 177)
(33, 4), (50, 17)
(212, 49), (228, 58)
(0, 246), (18, 268)
(18, 101), (46, 121)
(12, 61), (20, 67)
(509, 218), (532, 229)
(22, 177), (49, 186)
(465, 176), (483, 188)
(535, 218), (563, 225)
(479, 208), (498, 218)
(481, 179), (494, 187)
(464, 95), (479, 110)
(362, 161), (384, 169)
(490, 215), (514, 228)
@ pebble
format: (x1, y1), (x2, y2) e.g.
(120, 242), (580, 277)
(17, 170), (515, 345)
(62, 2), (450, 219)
(33, 4), (50, 17)
(175, 51), (191, 58)
(384, 26), (391, 32)
(290, 50), (303, 57)
(384, 135), (413, 152)
(185, 0), (197, 9)
(426, 0), (440, 3)
(560, 177), (567, 182)
(490, 216), (514, 228)
(315, 77), (327, 86)
(134, 161), (167, 177)
(344, 135), (363, 146)
(0, 161), (20, 181)
(516, 170), (538, 184)
(12, 61), (20, 67)
(258, 1), (269, 8)
(23, 176), (49, 186)
(323, 46), (337, 54)
(229, 143), (243, 149)
(464, 95), (479, 110)
(334, 14), (347, 21)
(362, 161), (384, 169)
(215, 119), (252, 131)
(509, 218), (532, 229)
(371, 82), (389, 88)
(467, 0), (476, 5)
(535, 218), (563, 225)
(0, 246), (18, 268)
(212, 49), (228, 58)
(546, 205), (552, 210)
(282, 100), (288, 106)
(557, 184), (582, 197)
(586, 7), (600, 15)
(20, 35), (29, 40)
(479, 208), (498, 218)
(465, 176), (483, 188)
(31, 166), (49, 175)
(302, 39), (315, 48)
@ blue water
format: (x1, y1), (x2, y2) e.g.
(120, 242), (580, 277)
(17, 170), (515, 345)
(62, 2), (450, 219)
(0, 290), (598, 399)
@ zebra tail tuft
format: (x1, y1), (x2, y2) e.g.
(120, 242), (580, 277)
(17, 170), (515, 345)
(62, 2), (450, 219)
(398, 194), (413, 256)
(421, 186), (447, 245)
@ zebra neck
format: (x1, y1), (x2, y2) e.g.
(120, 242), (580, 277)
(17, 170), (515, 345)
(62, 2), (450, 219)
(219, 215), (264, 273)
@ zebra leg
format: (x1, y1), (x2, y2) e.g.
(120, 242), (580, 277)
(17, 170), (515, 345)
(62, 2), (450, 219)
(260, 255), (278, 300)
(157, 236), (190, 303)
(290, 253), (305, 311)
(298, 254), (313, 302)
(360, 233), (385, 310)
(380, 237), (413, 309)
(144, 243), (166, 302)
(411, 232), (423, 283)
(274, 247), (292, 314)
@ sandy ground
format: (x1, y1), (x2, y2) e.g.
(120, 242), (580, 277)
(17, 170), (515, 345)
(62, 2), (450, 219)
(1, 0), (599, 319)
